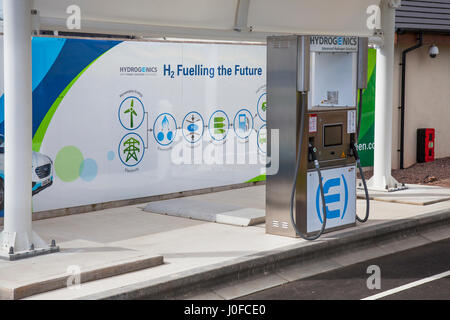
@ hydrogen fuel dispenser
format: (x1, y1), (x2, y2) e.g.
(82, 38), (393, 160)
(266, 35), (370, 240)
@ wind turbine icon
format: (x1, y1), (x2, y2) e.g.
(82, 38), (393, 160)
(124, 99), (138, 128)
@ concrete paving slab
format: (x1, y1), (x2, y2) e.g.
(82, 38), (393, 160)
(144, 198), (265, 226)
(376, 235), (432, 255)
(358, 183), (450, 205)
(212, 273), (287, 300)
(144, 198), (242, 215)
(33, 207), (205, 244)
(330, 245), (389, 267)
(183, 291), (225, 300)
(419, 225), (450, 243)
(216, 209), (265, 226)
(0, 239), (163, 300)
(188, 186), (266, 210)
(276, 259), (343, 282)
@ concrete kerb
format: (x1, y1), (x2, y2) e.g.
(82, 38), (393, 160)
(78, 208), (450, 300)
(2, 255), (164, 300)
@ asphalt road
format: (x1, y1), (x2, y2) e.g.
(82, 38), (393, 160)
(240, 238), (450, 300)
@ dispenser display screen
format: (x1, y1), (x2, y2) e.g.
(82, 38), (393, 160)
(324, 124), (343, 147)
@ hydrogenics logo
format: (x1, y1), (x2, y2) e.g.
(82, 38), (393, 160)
(120, 66), (158, 76)
(310, 36), (358, 47)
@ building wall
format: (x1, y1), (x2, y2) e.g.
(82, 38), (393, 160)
(391, 41), (450, 169)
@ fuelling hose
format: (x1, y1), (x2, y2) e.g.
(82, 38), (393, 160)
(289, 94), (328, 240)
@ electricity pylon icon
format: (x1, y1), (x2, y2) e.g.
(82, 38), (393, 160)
(123, 137), (141, 162)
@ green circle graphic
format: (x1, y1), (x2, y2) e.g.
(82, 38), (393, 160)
(54, 146), (84, 182)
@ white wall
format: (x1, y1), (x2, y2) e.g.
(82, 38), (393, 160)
(392, 44), (450, 169)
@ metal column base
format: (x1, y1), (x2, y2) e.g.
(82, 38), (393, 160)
(0, 230), (59, 261)
(366, 175), (408, 192)
(0, 245), (59, 261)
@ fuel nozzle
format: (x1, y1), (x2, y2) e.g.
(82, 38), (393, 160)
(308, 138), (317, 163)
(308, 144), (317, 160)
(308, 141), (320, 169)
(350, 133), (359, 161)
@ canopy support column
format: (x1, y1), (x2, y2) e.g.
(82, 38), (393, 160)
(0, 0), (58, 260)
(368, 0), (406, 192)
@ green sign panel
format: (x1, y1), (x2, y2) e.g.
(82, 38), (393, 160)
(358, 48), (376, 167)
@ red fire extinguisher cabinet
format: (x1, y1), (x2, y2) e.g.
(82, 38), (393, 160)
(417, 128), (435, 163)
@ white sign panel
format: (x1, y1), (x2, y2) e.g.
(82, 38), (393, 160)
(348, 110), (356, 134)
(309, 114), (318, 133)
(0, 38), (267, 214)
(307, 165), (356, 233)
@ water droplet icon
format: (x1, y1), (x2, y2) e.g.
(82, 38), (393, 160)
(162, 116), (169, 129)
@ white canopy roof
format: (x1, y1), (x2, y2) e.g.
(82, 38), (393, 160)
(34, 0), (381, 41)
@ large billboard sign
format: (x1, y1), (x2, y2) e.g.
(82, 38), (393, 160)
(357, 48), (376, 167)
(0, 38), (267, 214)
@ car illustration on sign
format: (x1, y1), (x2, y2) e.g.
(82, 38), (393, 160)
(0, 134), (54, 210)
